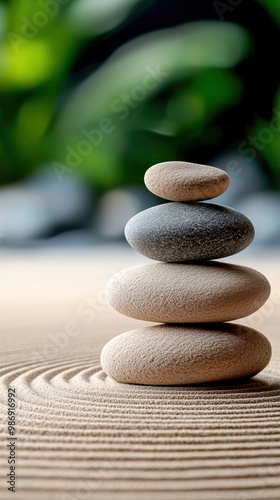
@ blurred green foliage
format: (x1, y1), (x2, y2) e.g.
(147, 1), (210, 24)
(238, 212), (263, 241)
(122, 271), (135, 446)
(258, 0), (280, 24)
(0, 0), (279, 190)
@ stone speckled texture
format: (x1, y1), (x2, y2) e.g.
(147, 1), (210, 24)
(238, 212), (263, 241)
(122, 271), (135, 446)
(144, 161), (230, 201)
(106, 262), (270, 323)
(125, 202), (255, 262)
(101, 323), (272, 385)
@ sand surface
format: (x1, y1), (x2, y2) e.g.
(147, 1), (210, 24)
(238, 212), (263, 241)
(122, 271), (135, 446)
(0, 249), (279, 500)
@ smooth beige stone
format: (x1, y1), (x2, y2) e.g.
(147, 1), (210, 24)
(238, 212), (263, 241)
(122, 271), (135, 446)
(106, 262), (270, 323)
(101, 323), (272, 385)
(144, 161), (230, 201)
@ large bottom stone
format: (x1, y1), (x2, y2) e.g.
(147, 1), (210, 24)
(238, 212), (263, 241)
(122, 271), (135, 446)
(100, 324), (272, 385)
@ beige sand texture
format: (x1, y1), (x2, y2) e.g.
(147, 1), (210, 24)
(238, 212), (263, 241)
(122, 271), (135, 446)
(0, 252), (280, 500)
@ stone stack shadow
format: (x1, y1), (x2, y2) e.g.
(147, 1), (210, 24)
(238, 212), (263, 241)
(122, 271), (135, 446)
(101, 162), (272, 385)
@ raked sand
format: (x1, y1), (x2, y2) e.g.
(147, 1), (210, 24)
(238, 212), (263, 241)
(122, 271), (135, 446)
(0, 249), (280, 500)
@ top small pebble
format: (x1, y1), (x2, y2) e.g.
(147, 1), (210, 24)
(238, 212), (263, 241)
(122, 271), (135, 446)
(144, 161), (230, 201)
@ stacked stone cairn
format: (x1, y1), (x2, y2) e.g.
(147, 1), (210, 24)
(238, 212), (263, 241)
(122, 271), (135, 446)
(101, 162), (272, 385)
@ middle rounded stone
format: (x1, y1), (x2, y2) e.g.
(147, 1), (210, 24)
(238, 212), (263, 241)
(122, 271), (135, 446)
(125, 202), (255, 262)
(106, 262), (270, 323)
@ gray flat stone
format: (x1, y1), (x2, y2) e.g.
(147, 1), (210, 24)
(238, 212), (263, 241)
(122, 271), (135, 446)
(125, 202), (255, 261)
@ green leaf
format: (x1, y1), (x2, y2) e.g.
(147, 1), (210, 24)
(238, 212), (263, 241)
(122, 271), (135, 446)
(57, 21), (252, 136)
(52, 21), (251, 187)
(257, 0), (280, 24)
(66, 0), (144, 35)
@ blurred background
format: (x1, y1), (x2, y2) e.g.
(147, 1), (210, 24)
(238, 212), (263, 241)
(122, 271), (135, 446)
(0, 0), (280, 250)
